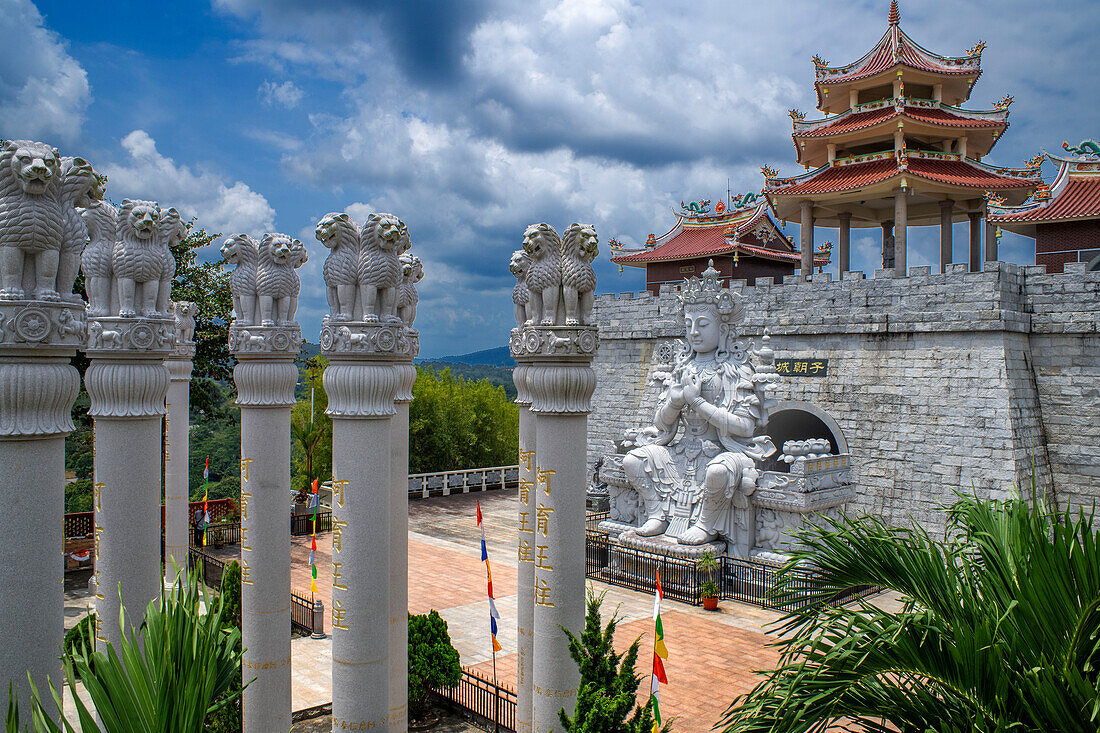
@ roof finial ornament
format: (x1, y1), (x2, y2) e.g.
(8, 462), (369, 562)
(888, 0), (900, 25)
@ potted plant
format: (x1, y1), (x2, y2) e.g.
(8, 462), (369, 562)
(698, 549), (720, 610)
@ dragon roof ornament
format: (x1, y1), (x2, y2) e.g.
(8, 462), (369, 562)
(1062, 139), (1100, 160)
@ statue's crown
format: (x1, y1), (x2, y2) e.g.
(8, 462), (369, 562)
(679, 260), (744, 322)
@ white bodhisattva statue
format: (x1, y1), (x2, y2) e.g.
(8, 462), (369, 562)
(223, 231), (304, 733)
(0, 139), (89, 705)
(620, 261), (779, 555)
(318, 210), (418, 732)
(508, 221), (599, 733)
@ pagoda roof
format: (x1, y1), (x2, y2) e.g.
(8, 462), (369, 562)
(813, 3), (982, 110)
(766, 151), (1038, 198)
(989, 146), (1100, 237)
(611, 202), (818, 267)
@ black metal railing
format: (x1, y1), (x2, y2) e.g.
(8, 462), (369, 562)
(191, 521), (241, 547)
(290, 592), (315, 635)
(433, 668), (516, 733)
(291, 510), (332, 537)
(585, 527), (878, 611)
(188, 547), (227, 590)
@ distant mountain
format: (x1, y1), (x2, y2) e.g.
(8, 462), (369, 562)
(427, 345), (514, 367)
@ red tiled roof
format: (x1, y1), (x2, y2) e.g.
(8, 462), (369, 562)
(796, 105), (1003, 139)
(768, 156), (1036, 196)
(613, 226), (734, 263)
(817, 26), (978, 88)
(736, 242), (829, 266)
(989, 177), (1100, 223)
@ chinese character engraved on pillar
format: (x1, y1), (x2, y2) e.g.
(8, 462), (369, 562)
(332, 479), (349, 508)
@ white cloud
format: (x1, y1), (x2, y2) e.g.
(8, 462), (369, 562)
(0, 0), (90, 144)
(104, 130), (276, 235)
(258, 79), (304, 108)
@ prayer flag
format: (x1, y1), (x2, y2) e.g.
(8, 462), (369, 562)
(477, 501), (503, 653)
(202, 457), (210, 547)
(650, 571), (668, 733)
(310, 478), (320, 597)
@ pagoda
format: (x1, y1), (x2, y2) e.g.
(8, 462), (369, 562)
(764, 1), (1040, 278)
(610, 193), (829, 294)
(988, 140), (1100, 273)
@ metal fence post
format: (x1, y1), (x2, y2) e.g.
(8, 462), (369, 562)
(311, 598), (326, 639)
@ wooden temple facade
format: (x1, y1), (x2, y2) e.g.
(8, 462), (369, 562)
(988, 141), (1100, 273)
(764, 0), (1040, 278)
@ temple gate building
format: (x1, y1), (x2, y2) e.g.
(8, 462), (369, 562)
(988, 141), (1100, 273)
(610, 197), (828, 293)
(764, 0), (1040, 278)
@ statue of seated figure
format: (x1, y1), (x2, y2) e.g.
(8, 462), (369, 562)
(620, 263), (777, 556)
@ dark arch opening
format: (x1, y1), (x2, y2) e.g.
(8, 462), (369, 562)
(756, 407), (844, 473)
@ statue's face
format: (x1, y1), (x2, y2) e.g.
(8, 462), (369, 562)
(685, 306), (720, 355)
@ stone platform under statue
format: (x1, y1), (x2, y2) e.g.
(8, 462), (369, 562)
(588, 262), (855, 571)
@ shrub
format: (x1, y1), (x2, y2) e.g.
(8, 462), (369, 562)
(408, 610), (462, 718)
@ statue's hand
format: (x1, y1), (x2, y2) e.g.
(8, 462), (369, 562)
(682, 371), (702, 403)
(667, 383), (686, 408)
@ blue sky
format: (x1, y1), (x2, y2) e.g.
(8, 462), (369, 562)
(3, 0), (1097, 357)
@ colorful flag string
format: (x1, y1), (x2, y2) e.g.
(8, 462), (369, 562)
(477, 501), (502, 653)
(309, 478), (319, 595)
(650, 570), (668, 733)
(202, 457), (210, 547)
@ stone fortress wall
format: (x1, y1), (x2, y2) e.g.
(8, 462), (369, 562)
(588, 261), (1099, 536)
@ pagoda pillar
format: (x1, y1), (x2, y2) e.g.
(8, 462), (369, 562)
(513, 362), (535, 733)
(838, 212), (851, 274)
(969, 212), (982, 271)
(939, 200), (954, 273)
(985, 218), (999, 263)
(164, 302), (196, 589)
(893, 190), (908, 277)
(849, 89), (859, 110)
(800, 201), (814, 281)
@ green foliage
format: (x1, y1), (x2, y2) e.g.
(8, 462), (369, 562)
(205, 562), (243, 733)
(417, 361), (517, 401)
(291, 356), (331, 495)
(409, 366), (518, 473)
(62, 614), (96, 662)
(8, 568), (245, 732)
(698, 550), (719, 600)
(65, 480), (94, 513)
(719, 494), (1100, 733)
(219, 562), (242, 630)
(408, 610), (462, 718)
(559, 591), (667, 733)
(188, 396), (241, 502)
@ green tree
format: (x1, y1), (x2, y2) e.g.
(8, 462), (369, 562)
(204, 562), (243, 733)
(8, 568), (244, 732)
(407, 610), (462, 719)
(720, 495), (1100, 733)
(291, 356), (331, 495)
(558, 591), (667, 733)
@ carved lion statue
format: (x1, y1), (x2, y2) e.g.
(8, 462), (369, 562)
(154, 208), (184, 316)
(561, 222), (598, 326)
(317, 212), (359, 321)
(57, 156), (97, 303)
(509, 249), (530, 328)
(256, 232), (305, 326)
(221, 233), (259, 325)
(113, 199), (164, 317)
(0, 140), (65, 301)
(172, 300), (196, 344)
(521, 222), (562, 326)
(79, 174), (117, 316)
(358, 212), (406, 323)
(397, 252), (423, 326)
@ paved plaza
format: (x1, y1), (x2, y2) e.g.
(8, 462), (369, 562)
(61, 488), (851, 732)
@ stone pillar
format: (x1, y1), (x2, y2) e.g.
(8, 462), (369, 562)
(390, 356), (417, 730)
(894, 190), (908, 276)
(513, 362), (535, 733)
(87, 316), (173, 651)
(164, 302), (196, 587)
(838, 212), (851, 274)
(0, 299), (83, 705)
(232, 323), (301, 733)
(222, 227), (308, 733)
(517, 326), (598, 733)
(322, 323), (405, 730)
(800, 200), (814, 281)
(939, 200), (954, 273)
(985, 217), (999, 263)
(316, 208), (419, 732)
(969, 211), (982, 272)
(881, 221), (895, 271)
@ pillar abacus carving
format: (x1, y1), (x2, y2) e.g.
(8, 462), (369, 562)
(318, 209), (416, 731)
(224, 231), (305, 733)
(0, 143), (86, 708)
(164, 301), (197, 587)
(509, 222), (599, 733)
(83, 186), (178, 654)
